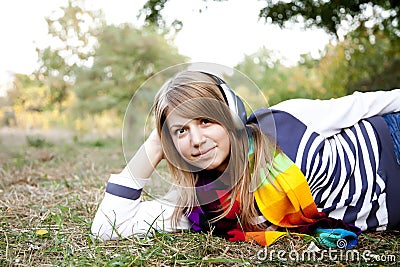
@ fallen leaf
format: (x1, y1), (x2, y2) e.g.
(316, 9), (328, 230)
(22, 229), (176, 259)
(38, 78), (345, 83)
(35, 229), (49, 236)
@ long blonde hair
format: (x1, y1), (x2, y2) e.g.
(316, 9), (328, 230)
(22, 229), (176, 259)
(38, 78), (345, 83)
(153, 71), (275, 231)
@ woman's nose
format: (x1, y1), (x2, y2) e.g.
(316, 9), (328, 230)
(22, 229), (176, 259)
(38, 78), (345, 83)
(190, 126), (206, 147)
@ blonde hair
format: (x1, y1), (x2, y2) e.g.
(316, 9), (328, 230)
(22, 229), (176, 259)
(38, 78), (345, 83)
(154, 71), (275, 231)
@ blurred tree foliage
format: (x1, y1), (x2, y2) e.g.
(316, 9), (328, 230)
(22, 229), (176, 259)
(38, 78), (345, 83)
(258, 0), (400, 93)
(236, 25), (400, 105)
(141, 0), (400, 96)
(23, 0), (187, 120)
(6, 0), (399, 130)
(8, 74), (51, 113)
(138, 0), (183, 35)
(341, 27), (400, 92)
(308, 25), (400, 96)
(138, 0), (225, 31)
(260, 1), (399, 39)
(35, 0), (104, 111)
(235, 47), (324, 105)
(73, 24), (187, 116)
(141, 0), (399, 38)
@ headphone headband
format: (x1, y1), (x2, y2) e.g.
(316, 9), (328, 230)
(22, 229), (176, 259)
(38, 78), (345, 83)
(200, 72), (247, 126)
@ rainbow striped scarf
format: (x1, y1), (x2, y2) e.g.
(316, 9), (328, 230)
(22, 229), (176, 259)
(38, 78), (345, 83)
(187, 141), (360, 249)
(245, 150), (360, 248)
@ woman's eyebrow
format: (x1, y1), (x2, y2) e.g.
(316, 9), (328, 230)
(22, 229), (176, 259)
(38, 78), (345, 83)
(169, 124), (183, 130)
(168, 118), (201, 130)
(169, 121), (189, 130)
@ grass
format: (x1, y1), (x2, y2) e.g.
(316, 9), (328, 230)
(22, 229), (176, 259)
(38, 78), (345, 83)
(0, 131), (399, 266)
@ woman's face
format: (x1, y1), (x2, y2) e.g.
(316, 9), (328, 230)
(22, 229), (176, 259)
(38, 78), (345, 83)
(166, 111), (231, 172)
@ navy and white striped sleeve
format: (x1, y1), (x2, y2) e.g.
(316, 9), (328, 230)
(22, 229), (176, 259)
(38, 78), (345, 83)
(271, 89), (400, 137)
(91, 174), (191, 240)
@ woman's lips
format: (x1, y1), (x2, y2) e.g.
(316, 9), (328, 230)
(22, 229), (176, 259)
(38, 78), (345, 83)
(192, 146), (215, 158)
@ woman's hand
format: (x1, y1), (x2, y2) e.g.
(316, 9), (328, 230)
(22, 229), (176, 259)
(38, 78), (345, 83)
(144, 129), (164, 166)
(122, 129), (164, 179)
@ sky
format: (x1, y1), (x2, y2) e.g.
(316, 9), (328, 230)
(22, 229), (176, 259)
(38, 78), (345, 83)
(0, 0), (331, 93)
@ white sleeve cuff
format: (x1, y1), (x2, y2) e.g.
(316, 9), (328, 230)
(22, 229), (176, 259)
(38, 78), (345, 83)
(108, 173), (148, 189)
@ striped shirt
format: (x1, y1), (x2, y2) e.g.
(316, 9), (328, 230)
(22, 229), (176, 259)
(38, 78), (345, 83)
(249, 90), (400, 231)
(301, 119), (386, 231)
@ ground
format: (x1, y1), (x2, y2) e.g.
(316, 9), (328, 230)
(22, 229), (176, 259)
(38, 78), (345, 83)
(0, 127), (399, 266)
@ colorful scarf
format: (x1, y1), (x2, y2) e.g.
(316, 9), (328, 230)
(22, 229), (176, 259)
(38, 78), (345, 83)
(187, 147), (361, 249)
(242, 151), (360, 248)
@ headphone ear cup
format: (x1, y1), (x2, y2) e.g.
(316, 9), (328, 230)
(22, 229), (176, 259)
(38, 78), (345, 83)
(234, 93), (247, 125)
(199, 71), (247, 126)
(219, 84), (247, 127)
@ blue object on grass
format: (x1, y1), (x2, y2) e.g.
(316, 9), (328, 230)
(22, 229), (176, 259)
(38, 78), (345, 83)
(314, 228), (358, 249)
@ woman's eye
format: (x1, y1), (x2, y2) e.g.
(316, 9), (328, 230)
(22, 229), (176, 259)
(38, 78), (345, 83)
(200, 119), (211, 125)
(176, 128), (186, 135)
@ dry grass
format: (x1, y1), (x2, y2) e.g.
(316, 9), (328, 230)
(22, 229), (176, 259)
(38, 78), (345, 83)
(0, 129), (399, 266)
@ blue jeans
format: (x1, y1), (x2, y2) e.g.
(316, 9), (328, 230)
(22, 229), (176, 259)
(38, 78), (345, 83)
(383, 112), (400, 165)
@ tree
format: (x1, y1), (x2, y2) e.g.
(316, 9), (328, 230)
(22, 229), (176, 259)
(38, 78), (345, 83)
(235, 47), (324, 105)
(330, 26), (400, 93)
(73, 24), (188, 116)
(290, 22), (400, 99)
(36, 0), (104, 111)
(140, 0), (399, 40)
(270, 1), (400, 93)
(138, 0), (224, 33)
(8, 74), (51, 113)
(259, 1), (399, 39)
(139, 1), (400, 93)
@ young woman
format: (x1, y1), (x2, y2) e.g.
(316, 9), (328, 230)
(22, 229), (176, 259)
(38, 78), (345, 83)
(91, 70), (400, 248)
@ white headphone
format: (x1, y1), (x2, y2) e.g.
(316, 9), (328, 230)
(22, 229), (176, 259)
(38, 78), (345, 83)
(201, 72), (247, 126)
